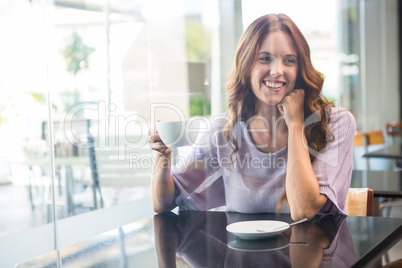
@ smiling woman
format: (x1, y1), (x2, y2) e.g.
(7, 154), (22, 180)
(149, 13), (356, 222)
(1, 0), (401, 267)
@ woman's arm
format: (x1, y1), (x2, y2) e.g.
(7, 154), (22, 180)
(289, 222), (329, 268)
(287, 124), (327, 220)
(149, 129), (177, 213)
(278, 89), (327, 220)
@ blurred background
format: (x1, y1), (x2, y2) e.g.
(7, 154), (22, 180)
(0, 0), (400, 266)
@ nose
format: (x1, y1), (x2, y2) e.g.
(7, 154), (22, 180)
(270, 61), (283, 77)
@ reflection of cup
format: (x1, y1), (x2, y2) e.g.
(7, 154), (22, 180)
(156, 120), (200, 148)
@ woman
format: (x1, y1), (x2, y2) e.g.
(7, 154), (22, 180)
(149, 14), (356, 220)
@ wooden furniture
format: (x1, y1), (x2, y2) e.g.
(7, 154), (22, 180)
(354, 130), (385, 148)
(350, 170), (402, 199)
(385, 122), (402, 169)
(354, 130), (386, 169)
(386, 122), (402, 143)
(350, 170), (402, 219)
(347, 188), (374, 216)
(382, 259), (402, 268)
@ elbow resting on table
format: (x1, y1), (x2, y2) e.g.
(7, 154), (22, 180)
(290, 208), (317, 221)
(290, 196), (327, 221)
(153, 202), (176, 214)
(153, 205), (168, 214)
(153, 205), (165, 214)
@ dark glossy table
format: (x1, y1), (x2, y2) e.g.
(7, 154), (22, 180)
(17, 211), (402, 268)
(363, 145), (402, 160)
(351, 170), (402, 198)
(363, 145), (402, 169)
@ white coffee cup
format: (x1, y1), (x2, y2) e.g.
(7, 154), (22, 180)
(156, 119), (200, 148)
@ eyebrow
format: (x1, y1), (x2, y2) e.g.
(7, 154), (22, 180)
(257, 52), (297, 58)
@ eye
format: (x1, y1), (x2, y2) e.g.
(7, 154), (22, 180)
(284, 58), (297, 65)
(259, 56), (272, 62)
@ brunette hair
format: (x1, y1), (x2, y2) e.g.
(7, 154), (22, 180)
(224, 13), (334, 213)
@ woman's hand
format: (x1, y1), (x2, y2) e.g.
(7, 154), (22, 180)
(149, 127), (172, 157)
(277, 89), (305, 128)
(149, 125), (176, 213)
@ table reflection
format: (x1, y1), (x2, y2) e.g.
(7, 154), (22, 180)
(153, 211), (357, 267)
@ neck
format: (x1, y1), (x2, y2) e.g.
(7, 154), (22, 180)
(248, 103), (288, 153)
(253, 101), (287, 131)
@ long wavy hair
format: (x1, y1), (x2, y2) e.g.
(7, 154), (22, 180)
(224, 14), (334, 213)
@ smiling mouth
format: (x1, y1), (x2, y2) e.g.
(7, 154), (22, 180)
(264, 81), (286, 90)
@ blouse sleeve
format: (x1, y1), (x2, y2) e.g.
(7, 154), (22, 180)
(311, 108), (356, 215)
(171, 118), (226, 211)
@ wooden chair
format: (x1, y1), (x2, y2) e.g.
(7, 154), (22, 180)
(346, 188), (374, 216)
(353, 130), (385, 169)
(354, 130), (385, 148)
(381, 259), (402, 268)
(383, 122), (402, 222)
(385, 122), (402, 144)
(355, 129), (401, 219)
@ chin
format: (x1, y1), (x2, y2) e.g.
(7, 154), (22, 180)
(261, 100), (281, 107)
(264, 98), (282, 106)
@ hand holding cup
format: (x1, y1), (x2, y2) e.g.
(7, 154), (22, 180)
(149, 125), (172, 157)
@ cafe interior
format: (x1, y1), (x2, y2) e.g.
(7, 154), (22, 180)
(0, 0), (401, 267)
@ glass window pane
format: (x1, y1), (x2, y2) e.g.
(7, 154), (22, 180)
(0, 0), (56, 265)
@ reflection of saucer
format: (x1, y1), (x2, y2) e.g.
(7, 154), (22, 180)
(227, 235), (290, 252)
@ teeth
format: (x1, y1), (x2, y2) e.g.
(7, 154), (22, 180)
(265, 81), (284, 88)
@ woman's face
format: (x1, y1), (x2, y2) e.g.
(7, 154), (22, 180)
(250, 31), (298, 107)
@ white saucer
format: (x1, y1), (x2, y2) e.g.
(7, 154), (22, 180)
(226, 220), (290, 240)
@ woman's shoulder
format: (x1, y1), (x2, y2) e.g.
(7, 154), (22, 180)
(329, 106), (355, 126)
(327, 106), (357, 140)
